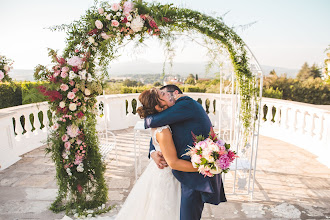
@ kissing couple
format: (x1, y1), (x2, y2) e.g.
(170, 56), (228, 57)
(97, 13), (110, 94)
(115, 85), (227, 220)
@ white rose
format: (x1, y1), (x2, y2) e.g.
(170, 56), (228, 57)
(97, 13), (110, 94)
(85, 89), (91, 96)
(130, 15), (145, 32)
(82, 106), (87, 112)
(126, 22), (130, 27)
(4, 65), (9, 72)
(69, 103), (77, 111)
(116, 12), (121, 16)
(88, 36), (95, 44)
(106, 14), (111, 20)
(69, 71), (76, 80)
(127, 15), (132, 21)
(59, 101), (66, 108)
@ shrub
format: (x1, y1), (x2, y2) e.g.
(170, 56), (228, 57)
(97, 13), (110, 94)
(0, 82), (22, 109)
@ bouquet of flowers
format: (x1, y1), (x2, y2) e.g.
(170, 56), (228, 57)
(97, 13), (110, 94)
(184, 128), (238, 177)
(0, 55), (13, 82)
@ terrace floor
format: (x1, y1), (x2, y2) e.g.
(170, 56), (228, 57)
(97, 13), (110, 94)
(0, 127), (330, 220)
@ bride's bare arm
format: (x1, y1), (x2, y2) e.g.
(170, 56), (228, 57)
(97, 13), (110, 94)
(156, 128), (198, 172)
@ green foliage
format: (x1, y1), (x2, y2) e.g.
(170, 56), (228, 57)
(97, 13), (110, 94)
(185, 77), (196, 85)
(0, 82), (21, 109)
(21, 81), (48, 104)
(263, 74), (330, 104)
(263, 87), (283, 99)
(296, 62), (322, 81)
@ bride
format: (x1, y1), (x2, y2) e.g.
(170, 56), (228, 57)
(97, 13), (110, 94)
(114, 88), (198, 220)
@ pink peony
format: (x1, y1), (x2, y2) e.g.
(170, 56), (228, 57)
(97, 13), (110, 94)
(61, 71), (68, 78)
(0, 70), (4, 80)
(217, 154), (231, 170)
(61, 66), (69, 73)
(60, 84), (69, 91)
(67, 56), (83, 67)
(111, 20), (120, 27)
(64, 141), (71, 150)
(67, 92), (75, 99)
(95, 20), (103, 29)
(98, 8), (104, 14)
(62, 134), (69, 142)
(67, 124), (79, 138)
(111, 3), (121, 11)
(123, 1), (134, 14)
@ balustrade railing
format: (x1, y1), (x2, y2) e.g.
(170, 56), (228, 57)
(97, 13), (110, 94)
(1, 94), (329, 170)
(260, 98), (330, 167)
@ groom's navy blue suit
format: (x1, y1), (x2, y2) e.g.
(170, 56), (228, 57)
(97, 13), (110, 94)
(145, 96), (226, 220)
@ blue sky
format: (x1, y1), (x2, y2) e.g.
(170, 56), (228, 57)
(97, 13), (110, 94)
(0, 0), (329, 70)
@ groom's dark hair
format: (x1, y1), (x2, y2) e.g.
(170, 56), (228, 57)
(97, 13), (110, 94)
(160, 84), (183, 94)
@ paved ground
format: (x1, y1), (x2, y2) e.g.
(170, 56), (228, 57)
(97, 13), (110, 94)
(0, 127), (330, 220)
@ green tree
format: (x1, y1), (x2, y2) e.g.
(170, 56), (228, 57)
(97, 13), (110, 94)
(123, 79), (138, 87)
(269, 69), (277, 76)
(310, 64), (322, 78)
(153, 81), (162, 87)
(195, 74), (199, 80)
(296, 62), (311, 81)
(185, 77), (195, 85)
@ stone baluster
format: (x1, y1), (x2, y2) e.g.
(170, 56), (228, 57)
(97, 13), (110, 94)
(23, 112), (33, 138)
(127, 98), (133, 117)
(309, 113), (316, 137)
(266, 104), (273, 124)
(300, 111), (307, 134)
(35, 111), (43, 135)
(14, 114), (24, 141)
(280, 107), (289, 129)
(274, 105), (281, 126)
(314, 113), (322, 140)
(42, 109), (50, 132)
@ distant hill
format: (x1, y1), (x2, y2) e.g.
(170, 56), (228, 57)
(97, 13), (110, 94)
(9, 62), (299, 81)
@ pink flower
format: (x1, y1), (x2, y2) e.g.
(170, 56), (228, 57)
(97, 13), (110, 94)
(111, 20), (120, 27)
(111, 3), (121, 11)
(98, 8), (104, 14)
(217, 154), (231, 170)
(0, 70), (5, 80)
(191, 154), (202, 167)
(61, 66), (69, 73)
(95, 20), (103, 29)
(69, 81), (75, 86)
(75, 49), (79, 53)
(123, 1), (134, 14)
(62, 134), (69, 142)
(67, 92), (75, 99)
(77, 184), (83, 193)
(101, 32), (110, 40)
(77, 139), (82, 145)
(67, 124), (79, 138)
(54, 70), (60, 77)
(67, 56), (83, 67)
(61, 71), (68, 78)
(52, 123), (59, 130)
(60, 84), (69, 91)
(72, 88), (78, 93)
(64, 141), (71, 150)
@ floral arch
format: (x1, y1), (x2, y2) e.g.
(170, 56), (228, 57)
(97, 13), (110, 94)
(35, 0), (261, 217)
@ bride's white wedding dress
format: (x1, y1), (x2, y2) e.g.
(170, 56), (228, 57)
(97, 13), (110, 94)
(114, 125), (181, 220)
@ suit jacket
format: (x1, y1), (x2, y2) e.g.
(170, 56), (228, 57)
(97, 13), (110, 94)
(145, 96), (226, 204)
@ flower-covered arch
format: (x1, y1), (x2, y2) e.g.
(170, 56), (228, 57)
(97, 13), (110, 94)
(35, 0), (259, 217)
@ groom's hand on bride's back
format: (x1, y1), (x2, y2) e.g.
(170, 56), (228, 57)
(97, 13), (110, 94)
(151, 151), (168, 169)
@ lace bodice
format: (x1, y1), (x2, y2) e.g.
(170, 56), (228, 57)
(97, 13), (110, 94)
(151, 125), (171, 152)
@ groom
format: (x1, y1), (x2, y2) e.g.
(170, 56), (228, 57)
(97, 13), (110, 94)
(145, 85), (227, 220)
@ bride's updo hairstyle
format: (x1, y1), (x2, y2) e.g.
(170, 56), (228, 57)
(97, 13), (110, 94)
(137, 88), (163, 119)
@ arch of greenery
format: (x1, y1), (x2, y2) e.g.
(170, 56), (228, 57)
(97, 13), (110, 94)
(35, 0), (257, 217)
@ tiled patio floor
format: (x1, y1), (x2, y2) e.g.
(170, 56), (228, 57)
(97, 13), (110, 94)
(0, 127), (329, 220)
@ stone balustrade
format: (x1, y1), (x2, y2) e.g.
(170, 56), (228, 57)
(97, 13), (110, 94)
(260, 98), (330, 167)
(1, 93), (329, 170)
